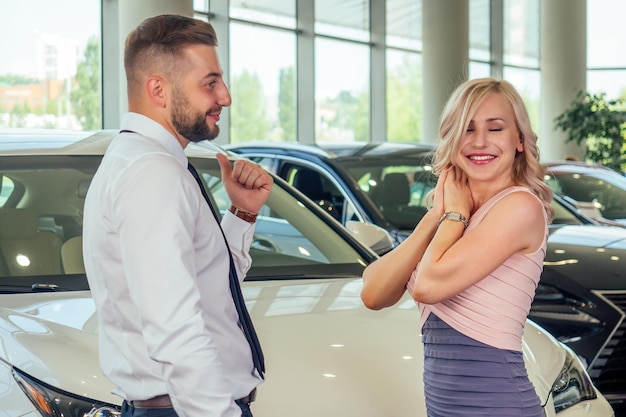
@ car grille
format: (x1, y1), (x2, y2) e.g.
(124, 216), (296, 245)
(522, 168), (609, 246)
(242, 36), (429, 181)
(590, 291), (626, 406)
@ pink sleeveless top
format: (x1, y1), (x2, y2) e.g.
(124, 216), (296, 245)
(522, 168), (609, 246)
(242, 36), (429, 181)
(407, 186), (548, 352)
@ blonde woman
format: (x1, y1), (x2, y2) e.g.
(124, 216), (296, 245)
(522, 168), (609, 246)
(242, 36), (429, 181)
(361, 78), (553, 417)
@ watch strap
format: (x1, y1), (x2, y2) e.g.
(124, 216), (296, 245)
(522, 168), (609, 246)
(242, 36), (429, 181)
(229, 205), (258, 223)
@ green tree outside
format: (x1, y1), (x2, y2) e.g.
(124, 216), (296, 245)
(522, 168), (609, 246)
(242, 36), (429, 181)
(70, 36), (102, 130)
(278, 66), (296, 141)
(387, 55), (422, 143)
(230, 70), (269, 143)
(0, 75), (39, 85)
(318, 90), (367, 142)
(12, 101), (31, 128)
(0, 75), (38, 128)
(353, 91), (369, 142)
(555, 91), (626, 172)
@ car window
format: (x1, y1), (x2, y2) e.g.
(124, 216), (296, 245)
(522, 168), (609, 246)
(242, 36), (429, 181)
(277, 163), (348, 223)
(0, 156), (99, 281)
(549, 171), (626, 220)
(345, 163), (433, 230)
(410, 168), (436, 207)
(550, 198), (584, 225)
(0, 175), (15, 206)
(195, 158), (365, 262)
(0, 155), (369, 283)
(345, 160), (584, 230)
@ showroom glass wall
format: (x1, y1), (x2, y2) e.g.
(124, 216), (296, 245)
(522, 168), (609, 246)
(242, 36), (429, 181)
(202, 0), (542, 144)
(0, 0), (624, 144)
(586, 0), (626, 98)
(0, 0), (101, 130)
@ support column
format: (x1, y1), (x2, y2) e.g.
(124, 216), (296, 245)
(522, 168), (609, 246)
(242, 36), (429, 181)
(296, 0), (315, 144)
(370, 0), (386, 143)
(208, 0), (230, 144)
(540, 0), (586, 161)
(422, 0), (468, 144)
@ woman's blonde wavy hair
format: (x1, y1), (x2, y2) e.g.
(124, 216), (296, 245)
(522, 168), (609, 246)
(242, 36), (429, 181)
(432, 77), (554, 221)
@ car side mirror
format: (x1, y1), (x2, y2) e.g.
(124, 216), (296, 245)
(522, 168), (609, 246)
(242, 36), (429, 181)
(345, 221), (394, 255)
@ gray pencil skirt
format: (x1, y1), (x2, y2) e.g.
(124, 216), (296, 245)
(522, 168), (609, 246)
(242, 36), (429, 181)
(422, 314), (544, 417)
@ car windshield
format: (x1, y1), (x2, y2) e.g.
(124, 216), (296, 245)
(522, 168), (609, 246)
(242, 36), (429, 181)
(340, 158), (435, 230)
(340, 158), (585, 230)
(547, 169), (626, 220)
(0, 155), (370, 290)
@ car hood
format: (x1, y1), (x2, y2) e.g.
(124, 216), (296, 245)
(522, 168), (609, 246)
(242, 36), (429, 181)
(546, 225), (626, 289)
(247, 279), (562, 416)
(0, 291), (118, 403)
(0, 279), (563, 416)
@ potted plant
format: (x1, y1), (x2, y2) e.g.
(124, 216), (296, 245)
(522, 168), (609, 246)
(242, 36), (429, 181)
(554, 90), (626, 172)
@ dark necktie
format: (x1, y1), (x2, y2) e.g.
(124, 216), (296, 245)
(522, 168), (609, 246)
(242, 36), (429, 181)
(187, 162), (265, 379)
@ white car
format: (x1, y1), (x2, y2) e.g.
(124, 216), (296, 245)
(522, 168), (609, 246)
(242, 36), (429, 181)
(0, 129), (614, 417)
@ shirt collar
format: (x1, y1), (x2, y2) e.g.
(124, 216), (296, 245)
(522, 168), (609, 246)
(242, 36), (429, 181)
(120, 112), (188, 167)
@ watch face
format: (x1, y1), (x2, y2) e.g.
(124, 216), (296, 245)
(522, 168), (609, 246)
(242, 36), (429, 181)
(438, 211), (469, 228)
(448, 212), (462, 221)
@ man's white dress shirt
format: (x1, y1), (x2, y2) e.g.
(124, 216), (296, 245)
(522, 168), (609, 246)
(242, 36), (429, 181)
(83, 112), (262, 417)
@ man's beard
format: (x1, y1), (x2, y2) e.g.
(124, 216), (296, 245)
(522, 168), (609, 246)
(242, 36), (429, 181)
(171, 87), (220, 143)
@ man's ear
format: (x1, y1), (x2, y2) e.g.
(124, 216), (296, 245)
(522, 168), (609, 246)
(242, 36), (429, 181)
(146, 76), (167, 108)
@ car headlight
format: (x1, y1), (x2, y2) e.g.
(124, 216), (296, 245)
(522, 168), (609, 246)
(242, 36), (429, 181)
(13, 368), (121, 417)
(551, 346), (597, 413)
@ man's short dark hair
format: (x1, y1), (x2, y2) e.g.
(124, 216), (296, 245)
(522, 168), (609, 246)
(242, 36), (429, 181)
(124, 14), (218, 90)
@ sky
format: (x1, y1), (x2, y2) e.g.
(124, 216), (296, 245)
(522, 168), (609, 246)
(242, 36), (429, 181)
(0, 0), (100, 76)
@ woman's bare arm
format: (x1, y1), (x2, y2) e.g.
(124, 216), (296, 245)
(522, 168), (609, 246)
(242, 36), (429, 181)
(361, 210), (440, 309)
(411, 191), (545, 304)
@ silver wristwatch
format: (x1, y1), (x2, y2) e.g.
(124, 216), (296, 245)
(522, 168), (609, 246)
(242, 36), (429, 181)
(438, 211), (469, 228)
